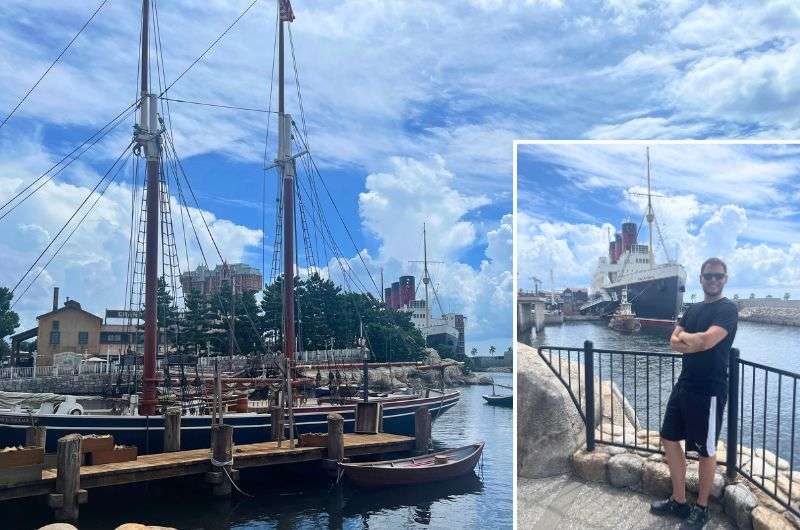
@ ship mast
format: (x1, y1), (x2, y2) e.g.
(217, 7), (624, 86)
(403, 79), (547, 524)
(137, 0), (161, 416)
(645, 147), (655, 270)
(422, 223), (431, 330)
(277, 0), (296, 445)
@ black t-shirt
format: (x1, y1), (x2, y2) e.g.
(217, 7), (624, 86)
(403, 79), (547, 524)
(676, 297), (738, 396)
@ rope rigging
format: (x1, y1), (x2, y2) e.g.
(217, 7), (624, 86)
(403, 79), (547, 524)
(10, 140), (134, 300)
(0, 0), (112, 132)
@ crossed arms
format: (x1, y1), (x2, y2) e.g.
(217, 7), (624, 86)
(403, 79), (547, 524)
(670, 325), (729, 354)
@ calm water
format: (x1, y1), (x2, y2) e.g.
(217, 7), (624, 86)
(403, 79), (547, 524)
(531, 320), (800, 466)
(5, 374), (512, 529)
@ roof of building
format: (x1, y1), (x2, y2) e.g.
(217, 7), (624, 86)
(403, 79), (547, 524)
(36, 299), (102, 322)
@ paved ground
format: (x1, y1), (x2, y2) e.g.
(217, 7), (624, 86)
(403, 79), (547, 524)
(518, 475), (736, 529)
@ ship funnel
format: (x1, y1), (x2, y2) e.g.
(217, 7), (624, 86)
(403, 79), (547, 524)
(622, 222), (637, 251)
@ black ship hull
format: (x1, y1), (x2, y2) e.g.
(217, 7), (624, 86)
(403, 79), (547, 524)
(582, 275), (684, 325)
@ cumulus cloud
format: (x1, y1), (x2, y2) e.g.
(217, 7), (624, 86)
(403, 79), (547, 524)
(518, 144), (800, 300)
(0, 148), (262, 331)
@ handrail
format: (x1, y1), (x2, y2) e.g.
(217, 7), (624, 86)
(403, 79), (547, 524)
(534, 341), (798, 517)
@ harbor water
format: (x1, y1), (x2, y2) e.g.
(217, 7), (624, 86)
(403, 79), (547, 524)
(4, 374), (512, 529)
(532, 319), (800, 467)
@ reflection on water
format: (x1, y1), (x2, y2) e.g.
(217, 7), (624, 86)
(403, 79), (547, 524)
(5, 375), (512, 529)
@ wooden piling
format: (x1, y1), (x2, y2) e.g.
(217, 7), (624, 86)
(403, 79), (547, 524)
(414, 406), (431, 455)
(271, 406), (284, 445)
(25, 426), (46, 448)
(164, 407), (181, 452)
(327, 413), (344, 462)
(207, 424), (234, 496)
(48, 434), (86, 522)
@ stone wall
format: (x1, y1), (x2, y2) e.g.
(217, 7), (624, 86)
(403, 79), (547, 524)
(0, 373), (112, 394)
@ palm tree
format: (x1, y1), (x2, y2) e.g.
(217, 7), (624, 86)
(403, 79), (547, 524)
(489, 345), (496, 356)
(470, 347), (478, 357)
(690, 293), (696, 303)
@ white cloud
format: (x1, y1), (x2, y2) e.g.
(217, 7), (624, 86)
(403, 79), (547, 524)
(0, 142), (262, 331)
(359, 156), (490, 262)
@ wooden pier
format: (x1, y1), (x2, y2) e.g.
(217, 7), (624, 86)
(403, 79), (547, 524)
(0, 407), (429, 523)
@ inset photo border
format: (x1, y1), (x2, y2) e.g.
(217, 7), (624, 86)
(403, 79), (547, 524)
(513, 140), (800, 529)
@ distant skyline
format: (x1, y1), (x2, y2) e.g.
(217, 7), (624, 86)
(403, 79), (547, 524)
(517, 142), (800, 301)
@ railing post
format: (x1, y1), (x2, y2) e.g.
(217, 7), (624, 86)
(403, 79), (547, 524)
(584, 340), (596, 452)
(726, 347), (740, 482)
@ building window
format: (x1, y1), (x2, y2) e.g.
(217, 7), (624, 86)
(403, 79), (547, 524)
(101, 333), (123, 343)
(79, 331), (89, 345)
(50, 331), (60, 345)
(52, 321), (60, 330)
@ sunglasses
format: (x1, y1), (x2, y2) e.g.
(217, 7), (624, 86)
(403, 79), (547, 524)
(702, 273), (726, 281)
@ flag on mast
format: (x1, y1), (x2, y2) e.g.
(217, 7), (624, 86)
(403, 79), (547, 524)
(280, 0), (295, 22)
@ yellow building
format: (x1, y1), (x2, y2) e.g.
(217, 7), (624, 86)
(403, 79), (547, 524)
(36, 299), (102, 366)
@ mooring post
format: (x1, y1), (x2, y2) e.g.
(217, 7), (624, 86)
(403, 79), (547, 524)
(327, 413), (344, 462)
(584, 340), (596, 452)
(164, 407), (181, 452)
(271, 406), (285, 445)
(207, 424), (235, 496)
(414, 406), (431, 455)
(25, 425), (46, 448)
(726, 347), (740, 482)
(48, 434), (87, 522)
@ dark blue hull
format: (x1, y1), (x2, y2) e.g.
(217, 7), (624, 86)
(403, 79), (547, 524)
(0, 392), (460, 453)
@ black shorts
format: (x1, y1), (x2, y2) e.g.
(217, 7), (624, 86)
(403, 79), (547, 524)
(659, 383), (726, 458)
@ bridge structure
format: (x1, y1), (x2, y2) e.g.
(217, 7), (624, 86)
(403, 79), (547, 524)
(517, 291), (548, 342)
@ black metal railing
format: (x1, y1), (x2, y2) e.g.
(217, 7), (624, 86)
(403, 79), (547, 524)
(537, 341), (798, 516)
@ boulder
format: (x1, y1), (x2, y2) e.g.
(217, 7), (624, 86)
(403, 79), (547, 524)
(724, 483), (758, 530)
(598, 445), (628, 456)
(783, 510), (800, 529)
(572, 449), (609, 483)
(607, 453), (644, 490)
(517, 343), (598, 478)
(751, 506), (793, 530)
(642, 461), (672, 498)
(684, 461), (725, 500)
(38, 525), (79, 530)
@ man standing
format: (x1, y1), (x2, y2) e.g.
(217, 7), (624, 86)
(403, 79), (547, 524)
(650, 257), (738, 529)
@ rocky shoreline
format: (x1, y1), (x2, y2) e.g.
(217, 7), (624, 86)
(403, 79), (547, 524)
(738, 307), (800, 327)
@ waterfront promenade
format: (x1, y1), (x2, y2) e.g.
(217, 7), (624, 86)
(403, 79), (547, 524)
(519, 475), (735, 529)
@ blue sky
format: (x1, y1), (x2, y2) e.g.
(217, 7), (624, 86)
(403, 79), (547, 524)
(517, 143), (800, 300)
(2, 0), (800, 353)
(0, 0), (513, 353)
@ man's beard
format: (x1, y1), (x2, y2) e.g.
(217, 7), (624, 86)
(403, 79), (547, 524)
(703, 284), (722, 297)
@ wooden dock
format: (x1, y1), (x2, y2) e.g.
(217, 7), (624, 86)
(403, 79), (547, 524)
(0, 432), (413, 502)
(0, 406), (435, 523)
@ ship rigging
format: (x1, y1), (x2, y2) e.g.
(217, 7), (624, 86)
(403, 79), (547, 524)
(0, 0), (459, 452)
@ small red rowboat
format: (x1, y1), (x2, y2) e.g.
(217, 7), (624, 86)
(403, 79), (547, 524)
(339, 442), (485, 487)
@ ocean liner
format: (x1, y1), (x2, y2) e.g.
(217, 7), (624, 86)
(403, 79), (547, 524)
(580, 149), (686, 327)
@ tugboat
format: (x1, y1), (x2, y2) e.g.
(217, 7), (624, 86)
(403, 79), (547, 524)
(608, 288), (641, 334)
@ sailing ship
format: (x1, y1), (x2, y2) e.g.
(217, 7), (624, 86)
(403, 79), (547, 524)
(580, 148), (686, 327)
(0, 0), (459, 453)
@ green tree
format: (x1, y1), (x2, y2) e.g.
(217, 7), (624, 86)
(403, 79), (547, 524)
(785, 293), (791, 301)
(749, 293), (756, 299)
(258, 273), (425, 362)
(182, 289), (213, 354)
(489, 345), (496, 356)
(0, 287), (20, 340)
(470, 347), (478, 357)
(156, 277), (177, 330)
(733, 294), (740, 300)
